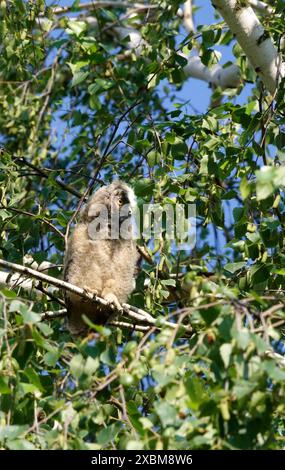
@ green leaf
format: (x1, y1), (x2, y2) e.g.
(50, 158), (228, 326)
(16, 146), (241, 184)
(249, 264), (269, 285)
(20, 383), (40, 395)
(0, 426), (28, 442)
(24, 366), (44, 392)
(67, 61), (89, 74)
(155, 402), (177, 427)
(233, 381), (256, 400)
(240, 177), (251, 200)
(71, 71), (89, 87)
(20, 308), (41, 324)
(0, 377), (11, 394)
(134, 179), (155, 197)
(161, 279), (176, 287)
(0, 288), (17, 298)
(220, 343), (232, 368)
(256, 181), (274, 201)
(255, 166), (285, 200)
(88, 79), (114, 95)
(6, 439), (36, 450)
(66, 19), (87, 37)
(147, 150), (161, 166)
(272, 268), (285, 275)
(96, 423), (121, 445)
(263, 360), (285, 381)
(37, 322), (53, 336)
(175, 54), (188, 67)
(232, 328), (251, 350)
(43, 349), (60, 367)
(224, 262), (246, 274)
(126, 440), (144, 450)
(139, 417), (154, 430)
(127, 401), (144, 434)
(185, 376), (205, 411)
(70, 354), (85, 379)
(100, 347), (116, 366)
(84, 356), (99, 376)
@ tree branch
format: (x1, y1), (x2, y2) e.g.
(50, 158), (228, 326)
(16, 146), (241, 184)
(183, 0), (195, 34)
(40, 309), (151, 332)
(248, 0), (274, 15)
(117, 24), (242, 89)
(14, 155), (83, 199)
(0, 258), (192, 333)
(0, 205), (64, 239)
(0, 261), (58, 291)
(211, 0), (284, 94)
(184, 56), (241, 88)
(40, 309), (67, 321)
(47, 2), (157, 16)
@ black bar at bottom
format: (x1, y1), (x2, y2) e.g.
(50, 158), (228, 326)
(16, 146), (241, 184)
(0, 450), (284, 467)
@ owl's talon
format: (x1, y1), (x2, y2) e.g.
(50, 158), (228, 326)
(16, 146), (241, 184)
(82, 285), (98, 298)
(104, 293), (123, 313)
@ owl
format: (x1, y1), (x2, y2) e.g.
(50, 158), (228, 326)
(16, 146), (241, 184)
(63, 181), (140, 335)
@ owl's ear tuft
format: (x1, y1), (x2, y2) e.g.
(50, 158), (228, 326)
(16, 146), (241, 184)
(127, 187), (137, 208)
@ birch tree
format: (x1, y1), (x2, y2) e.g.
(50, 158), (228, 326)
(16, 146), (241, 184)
(0, 0), (285, 450)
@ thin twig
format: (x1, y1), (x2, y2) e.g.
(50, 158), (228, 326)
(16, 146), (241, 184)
(14, 155), (83, 199)
(40, 309), (67, 321)
(64, 98), (143, 245)
(46, 2), (158, 16)
(0, 205), (64, 239)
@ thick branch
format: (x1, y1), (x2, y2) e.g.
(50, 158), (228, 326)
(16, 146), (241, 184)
(248, 0), (274, 15)
(211, 0), (284, 94)
(117, 25), (241, 89)
(183, 0), (195, 34)
(0, 261), (57, 290)
(38, 3), (242, 90)
(0, 259), (191, 333)
(184, 56), (241, 88)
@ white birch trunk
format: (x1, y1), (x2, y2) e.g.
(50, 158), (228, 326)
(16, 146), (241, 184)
(183, 0), (195, 33)
(248, 1), (274, 15)
(211, 0), (284, 94)
(117, 26), (241, 88)
(184, 56), (241, 88)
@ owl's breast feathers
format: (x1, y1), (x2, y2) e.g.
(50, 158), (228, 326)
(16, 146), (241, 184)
(63, 182), (140, 335)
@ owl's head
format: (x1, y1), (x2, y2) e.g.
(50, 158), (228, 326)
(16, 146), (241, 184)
(82, 181), (136, 240)
(107, 181), (136, 221)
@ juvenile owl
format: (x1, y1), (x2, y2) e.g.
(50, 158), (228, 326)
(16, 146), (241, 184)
(63, 181), (139, 335)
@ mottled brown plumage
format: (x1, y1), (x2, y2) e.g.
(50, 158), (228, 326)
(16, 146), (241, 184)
(63, 181), (139, 335)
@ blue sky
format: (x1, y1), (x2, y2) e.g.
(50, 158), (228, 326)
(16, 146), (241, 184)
(46, 1), (252, 258)
(48, 0), (252, 112)
(47, 0), (253, 161)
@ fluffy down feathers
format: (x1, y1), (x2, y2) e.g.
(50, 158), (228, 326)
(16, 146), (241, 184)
(63, 181), (139, 335)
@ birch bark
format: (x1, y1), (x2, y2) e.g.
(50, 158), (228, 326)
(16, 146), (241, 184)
(211, 0), (284, 94)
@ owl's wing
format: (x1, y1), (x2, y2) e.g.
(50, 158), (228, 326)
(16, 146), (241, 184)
(63, 240), (88, 336)
(65, 294), (89, 336)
